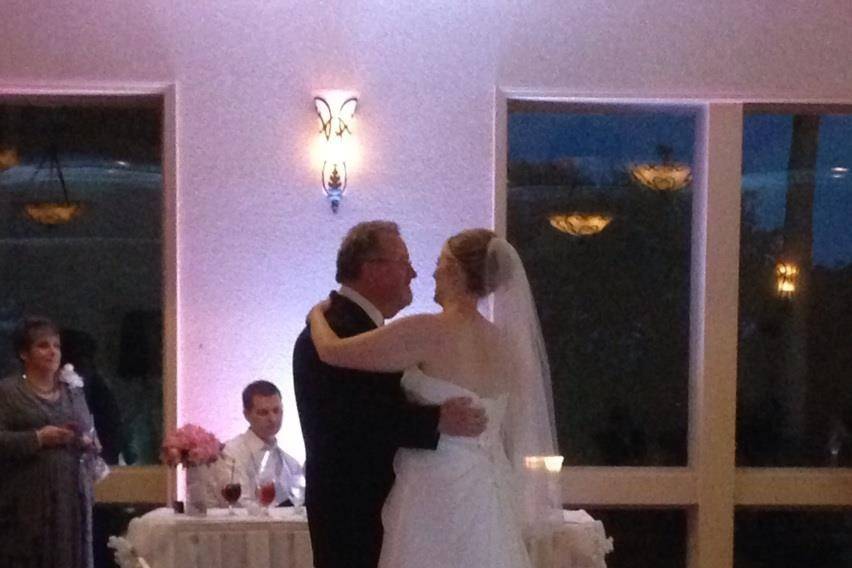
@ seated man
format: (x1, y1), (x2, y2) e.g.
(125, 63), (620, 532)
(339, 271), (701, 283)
(210, 380), (303, 508)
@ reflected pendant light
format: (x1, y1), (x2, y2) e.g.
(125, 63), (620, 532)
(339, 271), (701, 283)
(548, 213), (613, 236)
(23, 145), (83, 226)
(0, 147), (19, 171)
(630, 144), (693, 192)
(775, 262), (799, 298)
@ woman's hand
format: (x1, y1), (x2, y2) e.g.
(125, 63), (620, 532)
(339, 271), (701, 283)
(80, 433), (100, 453)
(36, 425), (75, 448)
(306, 298), (331, 325)
(311, 298), (331, 318)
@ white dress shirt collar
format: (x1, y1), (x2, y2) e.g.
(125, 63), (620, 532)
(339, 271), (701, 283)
(246, 428), (277, 451)
(339, 285), (384, 327)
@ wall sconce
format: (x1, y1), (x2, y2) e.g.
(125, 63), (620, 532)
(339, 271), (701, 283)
(776, 262), (799, 298)
(314, 95), (358, 213)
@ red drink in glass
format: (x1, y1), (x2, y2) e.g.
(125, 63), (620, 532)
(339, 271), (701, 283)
(221, 483), (242, 504)
(256, 482), (276, 506)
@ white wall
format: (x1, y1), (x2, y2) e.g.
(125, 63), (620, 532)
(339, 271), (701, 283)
(3, 0), (850, 459)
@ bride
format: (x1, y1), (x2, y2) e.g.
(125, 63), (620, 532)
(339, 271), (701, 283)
(308, 228), (560, 568)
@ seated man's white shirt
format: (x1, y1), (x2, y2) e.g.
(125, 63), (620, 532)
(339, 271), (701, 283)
(208, 429), (303, 507)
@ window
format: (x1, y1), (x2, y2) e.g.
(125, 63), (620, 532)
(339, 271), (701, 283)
(735, 510), (852, 567)
(507, 101), (698, 466)
(737, 109), (852, 468)
(585, 509), (686, 568)
(501, 95), (852, 568)
(0, 97), (165, 466)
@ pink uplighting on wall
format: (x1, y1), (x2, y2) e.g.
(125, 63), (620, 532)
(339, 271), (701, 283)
(3, 0), (851, 466)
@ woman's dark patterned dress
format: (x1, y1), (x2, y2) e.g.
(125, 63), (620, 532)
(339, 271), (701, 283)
(0, 376), (96, 568)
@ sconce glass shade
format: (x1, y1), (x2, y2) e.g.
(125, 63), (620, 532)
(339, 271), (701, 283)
(0, 147), (19, 171)
(776, 262), (799, 297)
(548, 213), (613, 236)
(315, 95), (357, 213)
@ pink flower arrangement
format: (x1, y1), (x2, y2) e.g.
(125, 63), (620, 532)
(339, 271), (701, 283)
(160, 423), (223, 467)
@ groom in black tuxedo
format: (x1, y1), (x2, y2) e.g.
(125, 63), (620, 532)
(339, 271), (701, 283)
(293, 221), (485, 568)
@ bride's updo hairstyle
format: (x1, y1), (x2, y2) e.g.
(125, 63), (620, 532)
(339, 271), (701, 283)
(446, 228), (500, 298)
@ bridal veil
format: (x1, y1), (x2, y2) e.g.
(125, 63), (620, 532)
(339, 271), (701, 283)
(486, 237), (563, 537)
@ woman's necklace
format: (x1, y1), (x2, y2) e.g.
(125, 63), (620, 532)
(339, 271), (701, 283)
(22, 373), (59, 398)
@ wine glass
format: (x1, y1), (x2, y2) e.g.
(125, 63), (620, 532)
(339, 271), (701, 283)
(63, 421), (85, 463)
(221, 457), (242, 515)
(254, 449), (277, 516)
(221, 482), (242, 515)
(65, 421), (95, 460)
(63, 420), (82, 437)
(288, 474), (306, 515)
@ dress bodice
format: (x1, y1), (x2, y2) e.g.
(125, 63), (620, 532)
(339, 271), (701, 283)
(382, 368), (531, 568)
(401, 367), (508, 452)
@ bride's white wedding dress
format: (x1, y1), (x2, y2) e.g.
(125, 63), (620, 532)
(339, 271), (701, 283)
(378, 367), (532, 568)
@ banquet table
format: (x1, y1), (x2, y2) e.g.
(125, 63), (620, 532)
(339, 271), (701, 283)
(113, 507), (612, 568)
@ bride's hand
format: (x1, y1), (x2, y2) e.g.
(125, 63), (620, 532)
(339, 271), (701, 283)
(307, 298), (332, 324)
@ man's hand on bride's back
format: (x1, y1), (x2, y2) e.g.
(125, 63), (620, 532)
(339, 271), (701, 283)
(438, 397), (487, 437)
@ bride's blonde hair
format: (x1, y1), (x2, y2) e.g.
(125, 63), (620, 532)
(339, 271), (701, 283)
(446, 228), (498, 297)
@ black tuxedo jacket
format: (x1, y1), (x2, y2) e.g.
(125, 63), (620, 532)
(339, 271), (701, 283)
(292, 292), (440, 567)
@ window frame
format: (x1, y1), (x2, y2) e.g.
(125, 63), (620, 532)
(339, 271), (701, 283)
(0, 84), (179, 504)
(496, 90), (852, 567)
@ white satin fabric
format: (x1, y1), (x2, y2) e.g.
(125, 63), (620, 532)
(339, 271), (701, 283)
(379, 368), (532, 568)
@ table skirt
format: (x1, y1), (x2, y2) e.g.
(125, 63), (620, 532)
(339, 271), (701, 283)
(112, 507), (611, 568)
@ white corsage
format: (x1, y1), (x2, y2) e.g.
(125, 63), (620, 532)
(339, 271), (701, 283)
(58, 363), (85, 389)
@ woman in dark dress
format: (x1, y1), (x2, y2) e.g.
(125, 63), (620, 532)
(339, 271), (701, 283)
(0, 317), (99, 568)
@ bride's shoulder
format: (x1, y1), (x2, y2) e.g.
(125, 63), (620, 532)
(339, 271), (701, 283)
(391, 312), (446, 334)
(390, 313), (454, 352)
(398, 312), (442, 325)
(473, 317), (502, 342)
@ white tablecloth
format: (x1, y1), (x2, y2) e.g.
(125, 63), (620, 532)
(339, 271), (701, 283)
(114, 507), (611, 568)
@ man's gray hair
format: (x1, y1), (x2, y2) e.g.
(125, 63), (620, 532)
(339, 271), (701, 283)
(336, 220), (400, 283)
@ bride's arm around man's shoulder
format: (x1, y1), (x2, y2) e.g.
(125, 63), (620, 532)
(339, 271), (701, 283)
(309, 303), (446, 372)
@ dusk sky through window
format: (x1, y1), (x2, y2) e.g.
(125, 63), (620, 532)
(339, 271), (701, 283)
(509, 112), (852, 267)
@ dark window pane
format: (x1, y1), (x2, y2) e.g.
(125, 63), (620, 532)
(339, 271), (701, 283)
(737, 112), (852, 467)
(0, 101), (164, 465)
(584, 508), (686, 568)
(735, 509), (852, 567)
(507, 104), (695, 465)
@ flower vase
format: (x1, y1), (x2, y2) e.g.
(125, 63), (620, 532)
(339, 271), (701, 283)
(184, 465), (208, 516)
